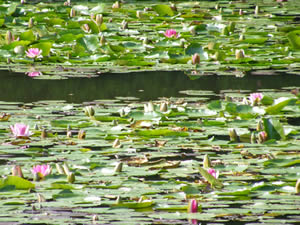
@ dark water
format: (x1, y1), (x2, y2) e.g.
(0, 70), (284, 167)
(1, 70), (300, 103)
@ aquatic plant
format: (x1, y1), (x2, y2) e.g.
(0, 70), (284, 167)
(10, 123), (33, 138)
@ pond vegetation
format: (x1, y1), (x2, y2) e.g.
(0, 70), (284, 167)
(1, 0), (300, 224)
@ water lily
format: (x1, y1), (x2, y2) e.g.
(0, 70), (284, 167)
(207, 168), (219, 179)
(10, 123), (33, 138)
(25, 48), (42, 59)
(249, 92), (263, 105)
(192, 53), (200, 65)
(26, 71), (42, 77)
(164, 29), (178, 38)
(188, 199), (198, 213)
(32, 164), (51, 178)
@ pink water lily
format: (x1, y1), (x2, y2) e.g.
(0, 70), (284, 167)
(207, 168), (219, 179)
(26, 71), (42, 77)
(164, 29), (178, 38)
(188, 199), (198, 213)
(10, 123), (33, 138)
(32, 164), (51, 178)
(249, 93), (263, 105)
(25, 48), (42, 59)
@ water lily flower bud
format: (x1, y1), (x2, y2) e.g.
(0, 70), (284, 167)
(296, 179), (300, 194)
(187, 199), (198, 213)
(121, 20), (128, 29)
(215, 3), (220, 10)
(147, 101), (154, 112)
(114, 162), (123, 173)
(160, 102), (168, 112)
(66, 130), (72, 138)
(235, 49), (245, 59)
(239, 34), (245, 41)
(203, 154), (212, 169)
(112, 120), (118, 126)
(92, 215), (99, 222)
(64, 0), (71, 6)
(82, 24), (90, 33)
(255, 5), (260, 15)
(229, 128), (238, 142)
(37, 193), (46, 203)
(112, 138), (121, 148)
(119, 108), (125, 117)
(136, 10), (143, 19)
(100, 35), (106, 46)
(96, 14), (103, 26)
(256, 120), (264, 131)
(28, 17), (34, 28)
(41, 129), (47, 139)
(189, 26), (196, 35)
(84, 106), (95, 117)
(219, 7), (223, 13)
(144, 7), (150, 12)
(192, 53), (201, 65)
(12, 165), (24, 178)
(258, 131), (267, 143)
(112, 1), (120, 9)
(20, 0), (26, 4)
(70, 8), (76, 17)
(170, 3), (177, 12)
(56, 163), (65, 174)
(67, 172), (75, 183)
(115, 196), (121, 204)
(6, 31), (13, 45)
(239, 9), (244, 15)
(78, 129), (86, 139)
(14, 45), (25, 55)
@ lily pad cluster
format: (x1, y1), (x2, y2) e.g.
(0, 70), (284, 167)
(1, 89), (300, 224)
(0, 0), (300, 77)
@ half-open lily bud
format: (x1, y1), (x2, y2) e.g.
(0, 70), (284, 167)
(70, 8), (76, 17)
(114, 162), (123, 173)
(66, 130), (72, 138)
(84, 106), (95, 117)
(37, 193), (46, 203)
(28, 17), (34, 28)
(258, 131), (267, 143)
(112, 1), (120, 9)
(112, 138), (121, 148)
(239, 9), (244, 15)
(96, 14), (103, 26)
(296, 179), (300, 194)
(67, 172), (75, 183)
(229, 128), (238, 142)
(21, 0), (26, 4)
(147, 101), (154, 112)
(6, 31), (13, 45)
(239, 34), (245, 41)
(160, 102), (168, 112)
(187, 199), (198, 213)
(82, 24), (90, 33)
(12, 165), (24, 178)
(203, 154), (212, 169)
(192, 53), (201, 65)
(115, 195), (121, 204)
(235, 49), (245, 59)
(78, 129), (86, 139)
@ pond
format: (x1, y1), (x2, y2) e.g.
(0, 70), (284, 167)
(1, 0), (300, 224)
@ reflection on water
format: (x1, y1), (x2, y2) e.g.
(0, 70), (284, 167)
(1, 70), (300, 103)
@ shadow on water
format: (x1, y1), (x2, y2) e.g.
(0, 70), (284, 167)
(1, 70), (300, 103)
